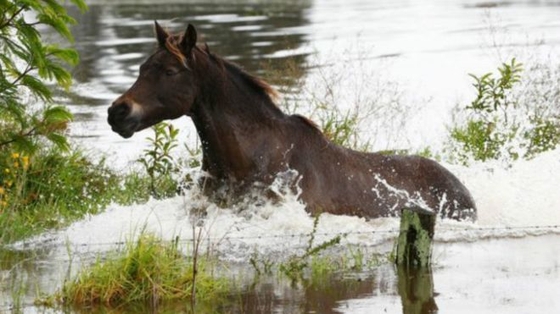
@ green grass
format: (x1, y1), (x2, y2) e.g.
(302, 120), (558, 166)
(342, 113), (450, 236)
(46, 233), (230, 309)
(0, 147), (154, 243)
(248, 216), (389, 287)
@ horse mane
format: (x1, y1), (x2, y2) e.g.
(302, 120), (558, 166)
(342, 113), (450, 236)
(292, 114), (323, 133)
(162, 30), (325, 134)
(219, 58), (279, 101)
(163, 32), (278, 102)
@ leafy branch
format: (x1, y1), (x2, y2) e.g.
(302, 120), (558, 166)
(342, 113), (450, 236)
(448, 58), (560, 164)
(0, 0), (87, 153)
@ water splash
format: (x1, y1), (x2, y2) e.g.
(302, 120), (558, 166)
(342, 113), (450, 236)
(12, 147), (560, 263)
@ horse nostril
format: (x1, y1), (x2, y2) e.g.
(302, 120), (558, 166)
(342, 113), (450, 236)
(108, 101), (131, 119)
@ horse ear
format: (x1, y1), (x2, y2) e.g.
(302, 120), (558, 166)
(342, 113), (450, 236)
(180, 24), (197, 58)
(154, 21), (168, 47)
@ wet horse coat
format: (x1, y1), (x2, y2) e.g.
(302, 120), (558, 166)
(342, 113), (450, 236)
(108, 22), (477, 227)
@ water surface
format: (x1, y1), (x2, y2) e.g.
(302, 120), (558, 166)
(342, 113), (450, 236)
(2, 0), (560, 313)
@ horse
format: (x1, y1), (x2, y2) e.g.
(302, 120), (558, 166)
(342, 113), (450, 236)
(108, 22), (477, 236)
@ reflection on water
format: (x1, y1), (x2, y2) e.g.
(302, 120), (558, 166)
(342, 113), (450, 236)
(0, 236), (438, 314)
(398, 266), (437, 314)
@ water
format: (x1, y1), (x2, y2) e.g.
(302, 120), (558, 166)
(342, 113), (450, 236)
(2, 0), (560, 313)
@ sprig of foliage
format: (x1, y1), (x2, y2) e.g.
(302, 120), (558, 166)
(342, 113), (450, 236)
(138, 122), (180, 198)
(447, 58), (560, 164)
(467, 58), (522, 114)
(0, 0), (87, 153)
(279, 214), (342, 284)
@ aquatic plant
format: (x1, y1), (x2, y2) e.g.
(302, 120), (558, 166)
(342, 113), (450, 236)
(277, 214), (389, 285)
(50, 233), (230, 308)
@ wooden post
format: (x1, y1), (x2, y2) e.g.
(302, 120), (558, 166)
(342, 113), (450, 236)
(395, 209), (435, 268)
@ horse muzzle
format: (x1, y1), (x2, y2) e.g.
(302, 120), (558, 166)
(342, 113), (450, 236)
(107, 100), (140, 138)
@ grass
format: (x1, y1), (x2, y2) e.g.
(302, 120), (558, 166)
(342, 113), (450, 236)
(248, 244), (390, 291)
(45, 233), (230, 310)
(0, 146), (156, 243)
(248, 215), (390, 288)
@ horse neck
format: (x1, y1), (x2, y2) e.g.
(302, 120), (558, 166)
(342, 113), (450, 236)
(190, 60), (286, 179)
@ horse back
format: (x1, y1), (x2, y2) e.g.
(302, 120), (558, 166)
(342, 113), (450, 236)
(284, 120), (476, 220)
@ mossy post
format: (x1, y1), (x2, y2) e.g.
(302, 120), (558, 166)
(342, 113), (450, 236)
(395, 209), (435, 268)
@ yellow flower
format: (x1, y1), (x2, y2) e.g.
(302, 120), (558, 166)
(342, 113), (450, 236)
(22, 156), (29, 169)
(0, 186), (4, 195)
(4, 168), (9, 174)
(11, 152), (19, 159)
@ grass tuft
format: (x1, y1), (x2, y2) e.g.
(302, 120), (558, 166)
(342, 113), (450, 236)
(50, 233), (229, 308)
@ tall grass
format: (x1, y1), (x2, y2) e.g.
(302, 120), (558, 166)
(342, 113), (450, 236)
(0, 146), (153, 243)
(52, 233), (230, 308)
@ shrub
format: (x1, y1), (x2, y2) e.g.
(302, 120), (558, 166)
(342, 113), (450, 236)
(0, 0), (116, 242)
(447, 58), (560, 165)
(138, 122), (180, 198)
(0, 147), (152, 242)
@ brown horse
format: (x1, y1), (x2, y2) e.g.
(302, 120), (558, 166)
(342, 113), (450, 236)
(108, 22), (477, 230)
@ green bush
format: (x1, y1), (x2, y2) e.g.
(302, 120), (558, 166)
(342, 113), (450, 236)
(138, 122), (181, 198)
(0, 0), (162, 243)
(447, 58), (560, 165)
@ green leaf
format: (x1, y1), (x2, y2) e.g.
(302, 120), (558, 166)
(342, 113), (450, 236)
(69, 0), (89, 13)
(36, 12), (73, 42)
(21, 74), (52, 101)
(45, 46), (80, 66)
(43, 106), (73, 123)
(46, 132), (70, 151)
(44, 62), (73, 89)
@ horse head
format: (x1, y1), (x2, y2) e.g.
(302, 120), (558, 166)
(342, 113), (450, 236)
(108, 22), (199, 138)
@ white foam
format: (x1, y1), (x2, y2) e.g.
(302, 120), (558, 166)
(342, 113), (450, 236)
(14, 147), (560, 262)
(449, 148), (560, 227)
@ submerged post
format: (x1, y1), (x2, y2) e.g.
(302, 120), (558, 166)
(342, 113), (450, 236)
(395, 209), (435, 268)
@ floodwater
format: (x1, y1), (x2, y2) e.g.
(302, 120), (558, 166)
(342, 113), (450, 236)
(2, 0), (560, 313)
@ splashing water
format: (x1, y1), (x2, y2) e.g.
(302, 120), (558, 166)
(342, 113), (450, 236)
(13, 147), (560, 264)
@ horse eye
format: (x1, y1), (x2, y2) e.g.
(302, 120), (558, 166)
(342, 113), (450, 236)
(165, 69), (178, 76)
